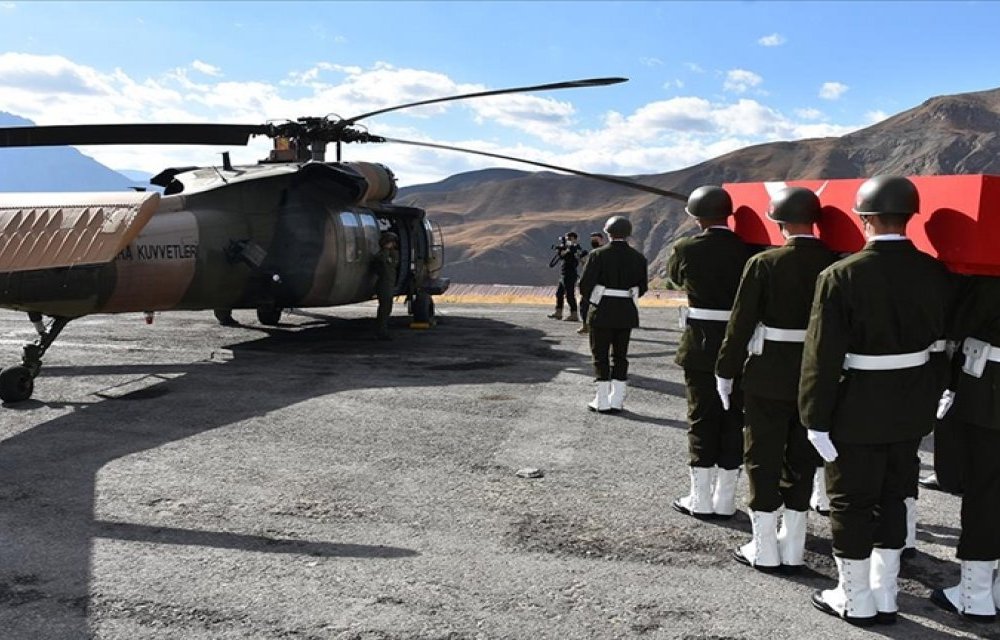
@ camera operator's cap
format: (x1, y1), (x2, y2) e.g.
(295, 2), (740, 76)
(604, 215), (632, 238)
(685, 185), (733, 219)
(379, 231), (399, 246)
(590, 231), (604, 237)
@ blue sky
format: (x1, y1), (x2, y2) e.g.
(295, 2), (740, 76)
(1, 1), (998, 185)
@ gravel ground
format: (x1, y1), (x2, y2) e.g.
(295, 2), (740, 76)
(0, 302), (989, 640)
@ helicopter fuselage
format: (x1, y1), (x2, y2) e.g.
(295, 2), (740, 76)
(0, 161), (446, 318)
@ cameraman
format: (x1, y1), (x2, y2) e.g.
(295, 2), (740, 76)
(547, 231), (585, 321)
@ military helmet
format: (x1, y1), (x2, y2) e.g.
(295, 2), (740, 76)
(852, 175), (919, 216)
(379, 231), (399, 246)
(685, 185), (733, 219)
(604, 215), (632, 238)
(767, 187), (821, 224)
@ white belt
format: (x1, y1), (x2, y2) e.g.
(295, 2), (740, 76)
(687, 307), (732, 321)
(589, 285), (638, 305)
(763, 326), (807, 342)
(748, 324), (807, 355)
(601, 288), (634, 298)
(678, 306), (732, 330)
(843, 340), (947, 371)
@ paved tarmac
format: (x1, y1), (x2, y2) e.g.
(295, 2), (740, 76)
(0, 303), (988, 639)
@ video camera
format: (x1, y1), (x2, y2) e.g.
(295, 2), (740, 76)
(548, 235), (584, 268)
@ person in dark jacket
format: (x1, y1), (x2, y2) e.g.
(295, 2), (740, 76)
(801, 176), (954, 626)
(548, 232), (585, 322)
(578, 216), (648, 413)
(717, 187), (837, 573)
(667, 186), (752, 520)
(929, 275), (1000, 623)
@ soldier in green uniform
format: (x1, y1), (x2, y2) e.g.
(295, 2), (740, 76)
(578, 216), (648, 412)
(716, 187), (837, 573)
(667, 186), (752, 519)
(372, 231), (400, 340)
(801, 175), (953, 626)
(929, 275), (1000, 622)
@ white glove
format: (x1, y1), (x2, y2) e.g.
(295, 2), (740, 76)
(936, 389), (956, 420)
(715, 376), (733, 411)
(807, 429), (838, 462)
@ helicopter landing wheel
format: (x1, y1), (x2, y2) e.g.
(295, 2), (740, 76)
(256, 305), (282, 326)
(410, 292), (434, 329)
(214, 309), (238, 326)
(0, 365), (34, 403)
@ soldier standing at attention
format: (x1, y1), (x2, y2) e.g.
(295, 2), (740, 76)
(668, 186), (752, 520)
(578, 216), (648, 413)
(716, 187), (837, 573)
(801, 176), (953, 626)
(372, 231), (400, 340)
(929, 275), (1000, 622)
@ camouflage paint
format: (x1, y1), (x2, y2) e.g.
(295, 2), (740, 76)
(0, 161), (444, 318)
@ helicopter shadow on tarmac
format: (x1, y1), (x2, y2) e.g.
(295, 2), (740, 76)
(0, 313), (575, 639)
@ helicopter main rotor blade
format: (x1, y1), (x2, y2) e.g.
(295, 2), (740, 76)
(343, 77), (628, 125)
(0, 123), (270, 148)
(380, 136), (688, 202)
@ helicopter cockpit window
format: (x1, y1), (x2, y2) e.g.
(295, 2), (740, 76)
(339, 212), (361, 262)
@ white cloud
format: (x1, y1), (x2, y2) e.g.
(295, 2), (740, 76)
(191, 60), (222, 77)
(0, 52), (878, 185)
(758, 33), (786, 47)
(795, 108), (824, 120)
(819, 81), (848, 100)
(865, 110), (888, 123)
(0, 53), (111, 95)
(639, 57), (663, 67)
(662, 79), (684, 90)
(0, 2), (15, 9)
(723, 69), (763, 94)
(684, 62), (704, 73)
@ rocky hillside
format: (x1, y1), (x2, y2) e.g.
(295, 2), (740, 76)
(398, 86), (1000, 285)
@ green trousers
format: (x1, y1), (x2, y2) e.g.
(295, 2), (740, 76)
(376, 291), (393, 334)
(957, 422), (1000, 560)
(826, 438), (921, 559)
(743, 394), (821, 512)
(684, 369), (744, 470)
(933, 414), (967, 493)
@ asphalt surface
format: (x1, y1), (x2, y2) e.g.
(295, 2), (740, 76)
(0, 303), (990, 640)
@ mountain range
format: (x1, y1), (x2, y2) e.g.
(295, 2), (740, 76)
(396, 85), (1000, 285)
(3, 84), (1000, 286)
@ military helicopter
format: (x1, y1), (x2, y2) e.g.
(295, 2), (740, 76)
(0, 76), (688, 404)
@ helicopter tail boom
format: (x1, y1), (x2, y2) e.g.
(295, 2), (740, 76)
(0, 191), (160, 272)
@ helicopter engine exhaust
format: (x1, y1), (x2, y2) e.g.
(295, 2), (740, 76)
(343, 162), (398, 203)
